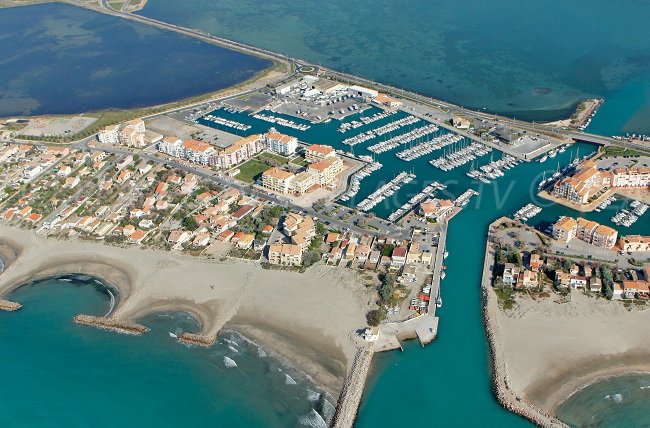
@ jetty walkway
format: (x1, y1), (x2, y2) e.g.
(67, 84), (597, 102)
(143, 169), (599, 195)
(332, 347), (374, 428)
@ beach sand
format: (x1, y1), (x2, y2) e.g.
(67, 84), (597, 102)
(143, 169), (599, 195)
(494, 290), (650, 413)
(0, 225), (373, 397)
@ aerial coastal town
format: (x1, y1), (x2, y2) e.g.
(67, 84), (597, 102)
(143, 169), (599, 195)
(2, 68), (650, 426)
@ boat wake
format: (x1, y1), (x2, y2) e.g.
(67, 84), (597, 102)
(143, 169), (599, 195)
(605, 393), (623, 403)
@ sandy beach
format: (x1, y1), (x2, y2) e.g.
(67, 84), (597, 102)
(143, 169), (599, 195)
(494, 290), (650, 413)
(0, 225), (373, 396)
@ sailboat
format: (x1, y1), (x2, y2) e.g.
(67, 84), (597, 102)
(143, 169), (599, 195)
(538, 171), (547, 190)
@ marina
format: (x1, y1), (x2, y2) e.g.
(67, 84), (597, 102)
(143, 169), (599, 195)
(430, 142), (492, 171)
(202, 113), (252, 132)
(344, 115), (421, 147)
(367, 123), (439, 153)
(338, 161), (383, 202)
(467, 155), (520, 184)
(395, 134), (464, 161)
(513, 203), (542, 222)
(453, 189), (480, 207)
(337, 109), (398, 133)
(387, 182), (446, 222)
(251, 112), (310, 131)
(357, 172), (416, 212)
(611, 201), (648, 227)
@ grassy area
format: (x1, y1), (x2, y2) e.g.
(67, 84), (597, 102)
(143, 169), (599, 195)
(257, 151), (288, 165)
(495, 287), (517, 310)
(601, 145), (650, 158)
(235, 159), (269, 183)
(290, 155), (309, 167)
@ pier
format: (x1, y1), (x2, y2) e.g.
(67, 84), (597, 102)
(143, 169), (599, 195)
(0, 299), (22, 311)
(331, 347), (374, 428)
(74, 315), (150, 335)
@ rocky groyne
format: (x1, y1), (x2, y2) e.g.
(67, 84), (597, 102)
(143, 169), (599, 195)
(178, 332), (215, 347)
(331, 347), (374, 428)
(0, 299), (22, 311)
(481, 222), (569, 428)
(74, 315), (149, 335)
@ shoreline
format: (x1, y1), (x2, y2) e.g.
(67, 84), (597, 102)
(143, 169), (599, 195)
(483, 218), (650, 425)
(480, 219), (569, 427)
(0, 225), (371, 401)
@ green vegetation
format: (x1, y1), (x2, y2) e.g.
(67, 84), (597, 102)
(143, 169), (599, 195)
(235, 159), (269, 183)
(257, 152), (288, 165)
(601, 145), (650, 158)
(290, 156), (309, 167)
(495, 287), (516, 310)
(365, 308), (386, 326)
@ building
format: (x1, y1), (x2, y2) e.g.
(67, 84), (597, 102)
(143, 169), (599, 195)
(119, 127), (146, 148)
(552, 216), (617, 248)
(305, 144), (336, 163)
(552, 217), (577, 242)
(97, 125), (120, 144)
(618, 235), (650, 253)
(123, 118), (145, 133)
(502, 263), (520, 285)
(268, 243), (303, 266)
(569, 275), (588, 289)
(610, 167), (650, 188)
(183, 140), (215, 165)
(158, 136), (184, 158)
(553, 166), (604, 205)
(209, 135), (265, 169)
(516, 270), (538, 289)
(419, 198), (455, 221)
(291, 171), (316, 194)
(307, 156), (343, 189)
(265, 130), (297, 155)
(452, 116), (471, 129)
(262, 167), (295, 194)
(555, 271), (570, 288)
(347, 85), (379, 99)
(372, 93), (402, 109)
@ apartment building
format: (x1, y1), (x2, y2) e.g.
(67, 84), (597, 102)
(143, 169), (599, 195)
(552, 216), (617, 248)
(305, 144), (336, 163)
(262, 167), (295, 194)
(265, 130), (297, 155)
(97, 125), (119, 145)
(268, 243), (303, 266)
(307, 156), (343, 189)
(209, 135), (264, 169)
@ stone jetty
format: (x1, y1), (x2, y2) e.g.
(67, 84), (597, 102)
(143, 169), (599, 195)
(178, 332), (215, 347)
(0, 299), (22, 311)
(74, 315), (149, 335)
(481, 220), (569, 428)
(331, 347), (374, 428)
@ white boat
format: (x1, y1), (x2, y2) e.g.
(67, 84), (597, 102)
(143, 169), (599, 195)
(169, 332), (178, 338)
(441, 271), (446, 280)
(538, 155), (548, 163)
(436, 292), (442, 308)
(443, 251), (449, 259)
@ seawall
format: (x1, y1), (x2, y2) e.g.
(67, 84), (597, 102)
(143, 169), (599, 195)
(74, 314), (149, 335)
(0, 299), (22, 311)
(178, 332), (216, 347)
(331, 347), (374, 428)
(481, 218), (569, 428)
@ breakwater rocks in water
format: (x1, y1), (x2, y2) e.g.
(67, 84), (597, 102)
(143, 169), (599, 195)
(332, 347), (374, 428)
(481, 223), (569, 428)
(74, 315), (149, 335)
(178, 332), (215, 347)
(0, 299), (22, 311)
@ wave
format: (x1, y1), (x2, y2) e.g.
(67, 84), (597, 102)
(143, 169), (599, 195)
(298, 410), (328, 428)
(105, 288), (115, 316)
(640, 386), (650, 390)
(321, 398), (336, 423)
(285, 374), (297, 385)
(605, 393), (623, 403)
(228, 345), (239, 353)
(223, 356), (237, 368)
(257, 348), (267, 358)
(223, 338), (238, 347)
(306, 389), (321, 402)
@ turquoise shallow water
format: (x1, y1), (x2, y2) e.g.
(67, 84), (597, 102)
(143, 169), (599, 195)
(140, 0), (650, 134)
(0, 3), (269, 116)
(0, 276), (333, 428)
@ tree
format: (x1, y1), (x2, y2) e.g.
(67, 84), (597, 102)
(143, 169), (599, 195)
(182, 216), (199, 231)
(366, 309), (385, 327)
(302, 251), (320, 267)
(378, 273), (396, 303)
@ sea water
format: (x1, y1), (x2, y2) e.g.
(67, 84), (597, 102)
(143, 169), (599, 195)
(140, 0), (650, 134)
(0, 3), (270, 117)
(0, 277), (332, 427)
(556, 374), (650, 428)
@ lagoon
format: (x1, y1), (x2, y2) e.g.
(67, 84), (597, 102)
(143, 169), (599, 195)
(0, 3), (270, 117)
(140, 0), (650, 134)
